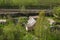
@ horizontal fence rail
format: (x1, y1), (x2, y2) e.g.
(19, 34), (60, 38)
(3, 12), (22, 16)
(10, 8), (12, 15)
(0, 9), (52, 14)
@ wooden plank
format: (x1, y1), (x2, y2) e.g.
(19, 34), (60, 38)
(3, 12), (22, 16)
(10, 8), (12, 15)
(0, 9), (51, 14)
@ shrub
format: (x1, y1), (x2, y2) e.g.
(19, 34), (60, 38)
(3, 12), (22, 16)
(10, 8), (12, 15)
(34, 10), (50, 40)
(2, 17), (27, 40)
(23, 33), (38, 40)
(53, 7), (60, 18)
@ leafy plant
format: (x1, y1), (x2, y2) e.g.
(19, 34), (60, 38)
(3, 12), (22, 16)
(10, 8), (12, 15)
(34, 10), (50, 40)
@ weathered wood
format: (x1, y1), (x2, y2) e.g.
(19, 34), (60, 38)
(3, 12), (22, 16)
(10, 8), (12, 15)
(0, 9), (51, 14)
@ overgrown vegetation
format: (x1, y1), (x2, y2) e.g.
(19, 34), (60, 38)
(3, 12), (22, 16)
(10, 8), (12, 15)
(0, 9), (60, 40)
(0, 0), (60, 40)
(34, 9), (60, 40)
(0, 0), (60, 9)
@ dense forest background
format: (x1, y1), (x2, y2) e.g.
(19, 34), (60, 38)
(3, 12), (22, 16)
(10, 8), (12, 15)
(0, 0), (60, 9)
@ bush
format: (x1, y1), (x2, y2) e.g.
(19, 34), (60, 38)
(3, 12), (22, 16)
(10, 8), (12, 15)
(34, 10), (50, 40)
(0, 17), (27, 40)
(34, 10), (60, 40)
(23, 33), (38, 40)
(53, 7), (60, 17)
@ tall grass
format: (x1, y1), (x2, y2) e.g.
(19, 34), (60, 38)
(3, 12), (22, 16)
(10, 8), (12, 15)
(0, 15), (38, 40)
(34, 10), (60, 40)
(34, 10), (50, 40)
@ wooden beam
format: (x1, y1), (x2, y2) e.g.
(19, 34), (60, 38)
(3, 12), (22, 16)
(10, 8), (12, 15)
(0, 9), (51, 14)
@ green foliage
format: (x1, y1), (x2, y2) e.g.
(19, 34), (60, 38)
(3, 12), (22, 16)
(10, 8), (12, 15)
(0, 17), (28, 40)
(23, 33), (38, 40)
(53, 7), (60, 17)
(52, 6), (60, 23)
(0, 0), (39, 9)
(51, 6), (60, 40)
(0, 0), (60, 8)
(18, 17), (27, 24)
(34, 10), (60, 40)
(3, 19), (15, 40)
(34, 10), (50, 40)
(15, 17), (27, 40)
